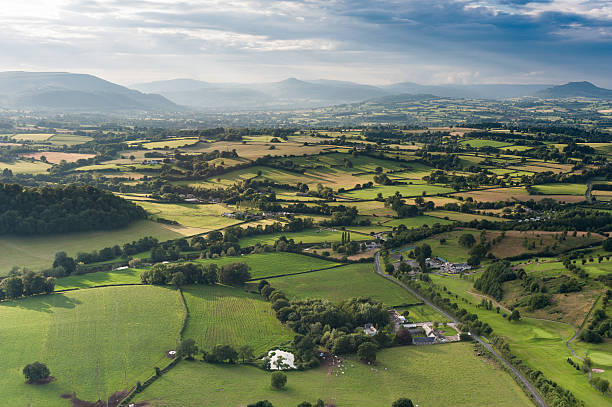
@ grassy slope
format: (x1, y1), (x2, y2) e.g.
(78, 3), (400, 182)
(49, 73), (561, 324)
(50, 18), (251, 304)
(0, 220), (182, 275)
(269, 263), (419, 306)
(182, 285), (293, 355)
(135, 201), (241, 232)
(429, 274), (610, 407)
(0, 286), (183, 406)
(196, 252), (341, 279)
(133, 343), (533, 407)
(238, 229), (350, 246)
(55, 269), (143, 290)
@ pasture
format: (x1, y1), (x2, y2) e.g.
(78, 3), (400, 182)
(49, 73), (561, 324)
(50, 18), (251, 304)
(425, 210), (505, 222)
(21, 152), (96, 164)
(429, 274), (610, 407)
(383, 215), (453, 228)
(182, 140), (329, 160)
(141, 137), (199, 149)
(196, 252), (341, 280)
(181, 285), (293, 355)
(0, 285), (183, 406)
(135, 201), (241, 234)
(531, 183), (587, 196)
(0, 220), (182, 275)
(455, 187), (585, 203)
(132, 343), (533, 407)
(48, 134), (93, 146)
(461, 139), (513, 148)
(54, 268), (143, 290)
(0, 159), (52, 174)
(339, 183), (453, 200)
(10, 133), (54, 142)
(238, 228), (348, 246)
(267, 263), (419, 306)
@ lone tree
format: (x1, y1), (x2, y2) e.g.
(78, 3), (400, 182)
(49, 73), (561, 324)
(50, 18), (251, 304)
(459, 233), (476, 248)
(508, 309), (521, 322)
(395, 327), (413, 345)
(177, 338), (198, 360)
(23, 362), (50, 384)
(357, 342), (377, 363)
(271, 371), (287, 390)
(238, 345), (255, 363)
(392, 398), (414, 407)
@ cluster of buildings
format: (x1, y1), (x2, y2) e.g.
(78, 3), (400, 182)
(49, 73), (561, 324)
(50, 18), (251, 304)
(388, 310), (461, 345)
(425, 257), (472, 274)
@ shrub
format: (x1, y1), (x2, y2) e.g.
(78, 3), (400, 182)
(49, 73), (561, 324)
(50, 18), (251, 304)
(23, 362), (50, 383)
(271, 371), (287, 390)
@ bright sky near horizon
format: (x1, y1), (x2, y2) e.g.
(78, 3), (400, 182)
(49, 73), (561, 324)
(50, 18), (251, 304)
(0, 0), (610, 87)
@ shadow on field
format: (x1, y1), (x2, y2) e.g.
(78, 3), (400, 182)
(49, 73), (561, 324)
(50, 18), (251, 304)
(0, 292), (82, 313)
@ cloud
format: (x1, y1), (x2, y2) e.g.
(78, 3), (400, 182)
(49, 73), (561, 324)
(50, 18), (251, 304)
(0, 0), (609, 86)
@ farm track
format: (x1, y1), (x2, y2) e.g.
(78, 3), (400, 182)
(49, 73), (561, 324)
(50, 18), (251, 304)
(374, 252), (548, 407)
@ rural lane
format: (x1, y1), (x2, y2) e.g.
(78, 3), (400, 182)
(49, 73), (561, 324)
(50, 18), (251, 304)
(374, 253), (548, 407)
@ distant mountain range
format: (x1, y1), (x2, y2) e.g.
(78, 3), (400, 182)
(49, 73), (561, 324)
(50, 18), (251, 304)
(0, 71), (178, 112)
(0, 71), (610, 113)
(535, 81), (612, 99)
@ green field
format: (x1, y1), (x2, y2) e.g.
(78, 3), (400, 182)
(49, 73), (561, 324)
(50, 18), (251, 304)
(182, 285), (293, 355)
(409, 230), (472, 262)
(10, 133), (54, 142)
(268, 263), (419, 306)
(238, 228), (349, 246)
(531, 183), (587, 196)
(429, 274), (610, 407)
(339, 183), (453, 200)
(0, 159), (52, 174)
(48, 134), (93, 146)
(400, 304), (450, 323)
(0, 220), (182, 275)
(55, 268), (143, 290)
(135, 201), (241, 232)
(0, 285), (183, 406)
(142, 137), (199, 149)
(460, 139), (514, 148)
(425, 210), (506, 222)
(383, 215), (453, 229)
(133, 343), (533, 407)
(197, 252), (341, 279)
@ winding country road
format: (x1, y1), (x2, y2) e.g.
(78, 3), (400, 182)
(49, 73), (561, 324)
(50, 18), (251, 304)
(374, 253), (548, 407)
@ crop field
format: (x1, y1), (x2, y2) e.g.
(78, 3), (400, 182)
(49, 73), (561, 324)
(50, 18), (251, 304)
(132, 343), (533, 407)
(135, 201), (241, 233)
(531, 183), (587, 195)
(0, 220), (182, 275)
(0, 285), (183, 406)
(429, 274), (610, 407)
(339, 183), (454, 200)
(196, 252), (341, 280)
(181, 285), (293, 355)
(54, 269), (143, 290)
(238, 228), (349, 246)
(267, 263), (419, 306)
(21, 152), (96, 163)
(0, 159), (52, 174)
(383, 215), (453, 228)
(48, 134), (93, 146)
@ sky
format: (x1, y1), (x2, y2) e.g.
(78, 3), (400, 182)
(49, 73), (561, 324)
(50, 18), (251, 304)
(0, 0), (610, 87)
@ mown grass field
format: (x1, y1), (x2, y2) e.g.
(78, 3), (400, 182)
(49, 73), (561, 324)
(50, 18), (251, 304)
(182, 285), (293, 355)
(399, 304), (450, 323)
(0, 220), (182, 275)
(10, 133), (54, 142)
(0, 285), (183, 406)
(460, 139), (513, 148)
(339, 183), (454, 200)
(132, 343), (533, 407)
(135, 201), (241, 233)
(429, 274), (610, 407)
(238, 228), (350, 246)
(141, 137), (199, 149)
(268, 263), (419, 306)
(55, 269), (143, 290)
(531, 183), (587, 196)
(0, 159), (52, 174)
(383, 215), (453, 228)
(197, 252), (341, 279)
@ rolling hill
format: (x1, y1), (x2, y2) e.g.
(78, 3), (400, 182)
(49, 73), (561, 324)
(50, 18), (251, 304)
(0, 71), (179, 112)
(535, 81), (612, 99)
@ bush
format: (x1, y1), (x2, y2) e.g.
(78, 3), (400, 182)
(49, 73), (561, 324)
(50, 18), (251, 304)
(357, 342), (377, 363)
(392, 398), (414, 407)
(23, 362), (50, 383)
(271, 371), (287, 390)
